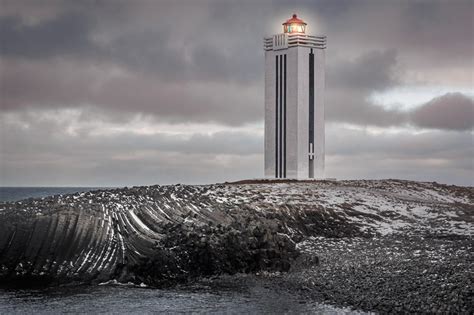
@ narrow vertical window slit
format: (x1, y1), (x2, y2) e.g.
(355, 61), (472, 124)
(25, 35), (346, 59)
(284, 54), (287, 178)
(309, 49), (315, 178)
(279, 55), (283, 178)
(275, 55), (279, 178)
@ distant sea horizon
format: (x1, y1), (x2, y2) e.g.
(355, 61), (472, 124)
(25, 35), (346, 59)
(1, 178), (472, 203)
(0, 187), (111, 202)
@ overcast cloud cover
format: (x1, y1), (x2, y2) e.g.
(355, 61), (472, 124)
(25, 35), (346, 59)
(0, 0), (473, 186)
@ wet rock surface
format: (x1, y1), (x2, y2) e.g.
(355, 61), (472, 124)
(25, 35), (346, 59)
(0, 179), (472, 313)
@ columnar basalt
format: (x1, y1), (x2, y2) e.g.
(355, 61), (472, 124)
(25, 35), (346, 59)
(0, 180), (472, 289)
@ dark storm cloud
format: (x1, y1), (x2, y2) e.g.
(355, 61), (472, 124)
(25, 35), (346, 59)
(0, 0), (263, 83)
(107, 29), (261, 83)
(0, 12), (97, 58)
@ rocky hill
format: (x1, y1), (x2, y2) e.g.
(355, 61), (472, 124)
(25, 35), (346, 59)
(0, 180), (472, 312)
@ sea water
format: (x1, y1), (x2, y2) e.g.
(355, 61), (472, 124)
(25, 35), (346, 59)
(0, 284), (355, 314)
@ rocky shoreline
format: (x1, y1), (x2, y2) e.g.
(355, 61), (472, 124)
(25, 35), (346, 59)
(186, 233), (472, 313)
(0, 180), (472, 312)
(288, 234), (472, 313)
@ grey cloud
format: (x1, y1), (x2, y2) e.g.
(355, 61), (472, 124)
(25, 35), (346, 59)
(0, 59), (262, 125)
(325, 124), (473, 186)
(328, 50), (398, 91)
(2, 0), (472, 84)
(0, 151), (262, 187)
(398, 1), (474, 67)
(0, 111), (263, 186)
(326, 88), (408, 127)
(0, 12), (97, 58)
(0, 1), (263, 83)
(326, 89), (474, 131)
(0, 111), (261, 158)
(410, 93), (474, 131)
(1, 52), (471, 130)
(327, 123), (473, 159)
(325, 50), (407, 127)
(0, 0), (472, 186)
(108, 30), (261, 83)
(326, 51), (473, 131)
(1, 111), (471, 186)
(319, 0), (473, 69)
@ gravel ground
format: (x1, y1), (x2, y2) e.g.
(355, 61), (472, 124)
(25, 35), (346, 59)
(186, 232), (473, 314)
(272, 234), (474, 313)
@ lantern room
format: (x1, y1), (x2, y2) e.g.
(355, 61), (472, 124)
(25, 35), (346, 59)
(282, 14), (307, 34)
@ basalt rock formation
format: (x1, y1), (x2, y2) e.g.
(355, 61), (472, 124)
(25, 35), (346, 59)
(0, 180), (472, 289)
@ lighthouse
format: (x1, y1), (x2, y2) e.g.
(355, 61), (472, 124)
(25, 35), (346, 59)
(264, 14), (326, 179)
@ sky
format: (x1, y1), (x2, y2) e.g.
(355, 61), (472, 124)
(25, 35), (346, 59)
(0, 0), (473, 187)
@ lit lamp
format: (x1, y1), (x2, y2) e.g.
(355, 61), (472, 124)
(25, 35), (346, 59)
(282, 14), (307, 34)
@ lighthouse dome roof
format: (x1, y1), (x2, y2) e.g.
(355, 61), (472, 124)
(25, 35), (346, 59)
(282, 14), (307, 26)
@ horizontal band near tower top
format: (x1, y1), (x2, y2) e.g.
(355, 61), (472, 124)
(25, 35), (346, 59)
(264, 34), (326, 51)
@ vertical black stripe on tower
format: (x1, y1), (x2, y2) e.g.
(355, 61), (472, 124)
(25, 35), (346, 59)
(279, 55), (283, 178)
(283, 54), (287, 178)
(309, 49), (315, 177)
(275, 55), (279, 178)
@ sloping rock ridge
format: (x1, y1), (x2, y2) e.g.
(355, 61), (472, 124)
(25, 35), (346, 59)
(0, 180), (472, 290)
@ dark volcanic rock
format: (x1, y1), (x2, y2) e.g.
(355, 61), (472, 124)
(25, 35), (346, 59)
(0, 180), (472, 312)
(0, 184), (307, 287)
(127, 221), (298, 287)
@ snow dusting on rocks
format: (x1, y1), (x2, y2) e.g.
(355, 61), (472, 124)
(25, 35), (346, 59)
(0, 179), (472, 312)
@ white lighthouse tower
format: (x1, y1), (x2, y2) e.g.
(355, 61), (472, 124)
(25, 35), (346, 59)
(264, 14), (326, 179)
